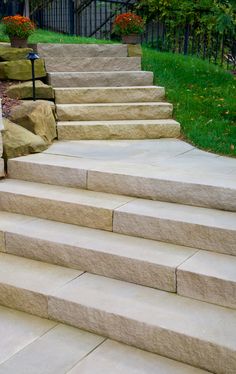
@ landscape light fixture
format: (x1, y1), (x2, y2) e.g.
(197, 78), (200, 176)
(27, 51), (40, 101)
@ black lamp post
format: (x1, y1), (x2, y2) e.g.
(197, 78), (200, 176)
(27, 51), (40, 101)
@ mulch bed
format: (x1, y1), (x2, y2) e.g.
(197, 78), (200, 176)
(0, 80), (21, 118)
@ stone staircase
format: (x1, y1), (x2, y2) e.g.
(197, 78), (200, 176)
(0, 43), (235, 373)
(37, 43), (180, 140)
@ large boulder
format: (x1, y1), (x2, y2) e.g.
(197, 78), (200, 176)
(0, 59), (46, 80)
(0, 46), (33, 61)
(9, 100), (57, 144)
(2, 118), (48, 160)
(0, 99), (4, 177)
(6, 80), (54, 100)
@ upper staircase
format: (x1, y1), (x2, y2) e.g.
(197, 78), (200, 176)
(0, 43), (235, 374)
(38, 43), (180, 140)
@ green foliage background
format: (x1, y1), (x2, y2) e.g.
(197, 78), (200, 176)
(136, 0), (236, 34)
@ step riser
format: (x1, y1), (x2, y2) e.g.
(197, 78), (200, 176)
(0, 283), (48, 318)
(45, 57), (141, 72)
(55, 87), (165, 104)
(4, 232), (177, 292)
(113, 212), (236, 256)
(0, 192), (113, 231)
(8, 161), (87, 189)
(48, 298), (234, 374)
(37, 43), (128, 57)
(56, 104), (173, 121)
(177, 268), (236, 309)
(48, 72), (153, 87)
(57, 122), (180, 140)
(87, 171), (236, 212)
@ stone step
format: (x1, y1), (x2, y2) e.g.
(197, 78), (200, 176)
(37, 43), (128, 57)
(0, 179), (235, 256)
(0, 306), (210, 374)
(0, 179), (132, 231)
(0, 254), (235, 374)
(113, 198), (236, 256)
(48, 71), (153, 87)
(0, 212), (235, 309)
(44, 57), (141, 72)
(54, 86), (165, 104)
(0, 211), (196, 292)
(57, 119), (180, 140)
(56, 102), (173, 121)
(8, 152), (236, 212)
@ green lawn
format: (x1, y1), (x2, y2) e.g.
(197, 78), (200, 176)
(0, 25), (113, 44)
(142, 48), (236, 156)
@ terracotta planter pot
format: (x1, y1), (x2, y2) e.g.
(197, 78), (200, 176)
(121, 34), (141, 44)
(10, 36), (28, 48)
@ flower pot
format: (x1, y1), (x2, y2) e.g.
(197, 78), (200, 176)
(121, 34), (141, 44)
(10, 36), (28, 48)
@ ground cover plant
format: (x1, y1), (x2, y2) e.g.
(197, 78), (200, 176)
(142, 47), (236, 156)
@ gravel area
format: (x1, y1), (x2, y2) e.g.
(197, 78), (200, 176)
(0, 80), (21, 117)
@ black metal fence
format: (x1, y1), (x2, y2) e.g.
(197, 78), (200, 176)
(31, 0), (136, 39)
(3, 0), (234, 69)
(0, 0), (24, 18)
(143, 19), (236, 70)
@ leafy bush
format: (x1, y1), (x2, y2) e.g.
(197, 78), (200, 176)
(136, 0), (236, 35)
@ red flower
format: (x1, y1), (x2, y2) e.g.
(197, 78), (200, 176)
(113, 13), (145, 36)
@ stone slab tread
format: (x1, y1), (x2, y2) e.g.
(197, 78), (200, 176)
(0, 254), (235, 374)
(0, 179), (235, 254)
(0, 211), (235, 308)
(7, 152), (236, 212)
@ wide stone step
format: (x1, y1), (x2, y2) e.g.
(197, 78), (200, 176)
(48, 71), (153, 87)
(0, 212), (196, 292)
(54, 86), (165, 104)
(57, 119), (180, 140)
(113, 198), (236, 256)
(37, 43), (128, 57)
(8, 152), (236, 212)
(0, 306), (210, 374)
(56, 103), (173, 121)
(0, 254), (235, 374)
(44, 57), (141, 72)
(0, 212), (235, 309)
(0, 179), (132, 231)
(0, 179), (235, 256)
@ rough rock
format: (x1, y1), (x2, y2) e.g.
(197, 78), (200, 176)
(6, 80), (54, 100)
(0, 46), (32, 61)
(0, 99), (4, 176)
(2, 118), (47, 159)
(9, 101), (57, 144)
(1, 59), (46, 81)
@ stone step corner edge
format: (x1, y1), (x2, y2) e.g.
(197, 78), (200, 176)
(0, 99), (5, 178)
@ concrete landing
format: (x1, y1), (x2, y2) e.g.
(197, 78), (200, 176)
(43, 139), (236, 173)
